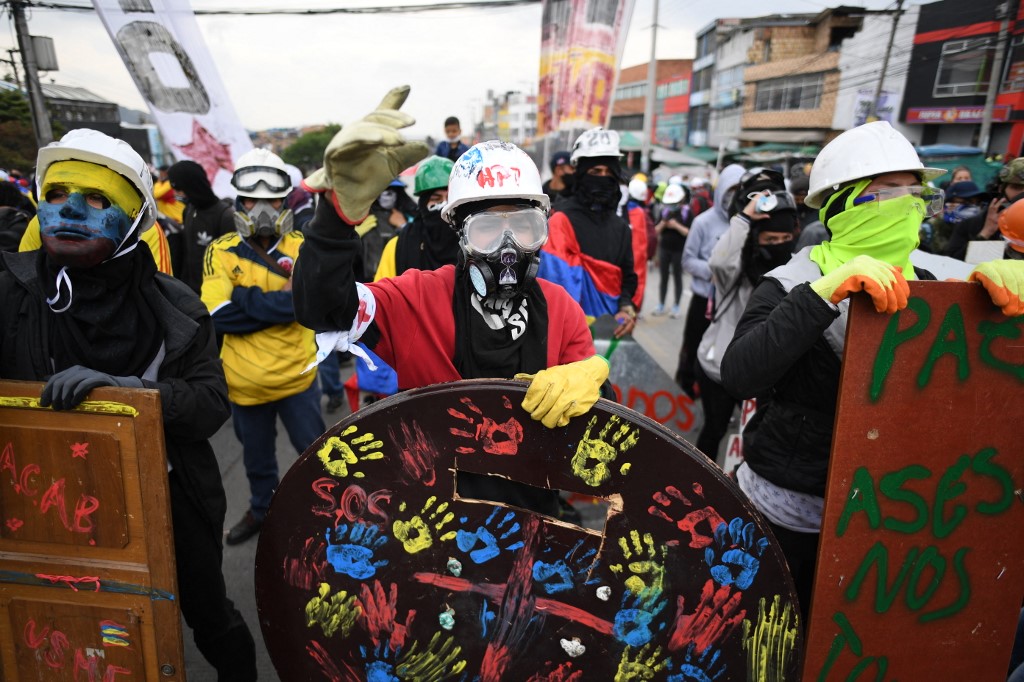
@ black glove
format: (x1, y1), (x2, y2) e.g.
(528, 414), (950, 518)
(41, 365), (145, 410)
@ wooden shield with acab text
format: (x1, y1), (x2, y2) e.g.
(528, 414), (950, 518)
(256, 380), (802, 680)
(0, 381), (184, 682)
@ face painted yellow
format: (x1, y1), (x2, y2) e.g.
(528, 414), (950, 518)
(42, 160), (143, 218)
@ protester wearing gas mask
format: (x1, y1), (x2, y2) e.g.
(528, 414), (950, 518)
(200, 147), (325, 546)
(538, 127), (639, 338)
(373, 156), (457, 279)
(293, 88), (604, 518)
(358, 179), (415, 280)
(694, 168), (799, 460)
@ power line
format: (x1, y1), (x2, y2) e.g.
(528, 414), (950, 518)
(21, 0), (540, 14)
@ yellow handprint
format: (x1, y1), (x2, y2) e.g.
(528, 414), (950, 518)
(610, 530), (667, 598)
(392, 496), (457, 554)
(614, 644), (667, 681)
(570, 415), (640, 487)
(396, 632), (468, 680)
(305, 582), (360, 638)
(318, 425), (384, 478)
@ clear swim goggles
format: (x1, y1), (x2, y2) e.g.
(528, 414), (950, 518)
(461, 207), (549, 256)
(852, 185), (944, 217)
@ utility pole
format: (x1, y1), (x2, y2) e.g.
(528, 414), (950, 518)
(640, 0), (659, 174)
(979, 0), (1019, 154)
(868, 0), (904, 122)
(9, 0), (53, 147)
(7, 49), (21, 90)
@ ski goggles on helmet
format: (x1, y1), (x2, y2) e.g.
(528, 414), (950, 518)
(852, 185), (944, 217)
(462, 207), (548, 256)
(231, 165), (291, 193)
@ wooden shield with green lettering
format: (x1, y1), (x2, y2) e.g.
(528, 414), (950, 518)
(803, 282), (1024, 679)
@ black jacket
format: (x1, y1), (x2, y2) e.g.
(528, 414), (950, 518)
(721, 267), (934, 496)
(170, 198), (235, 294)
(0, 250), (231, 528)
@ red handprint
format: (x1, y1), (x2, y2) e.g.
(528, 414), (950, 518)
(667, 578), (746, 654)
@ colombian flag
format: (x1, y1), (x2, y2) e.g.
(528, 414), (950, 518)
(538, 212), (622, 317)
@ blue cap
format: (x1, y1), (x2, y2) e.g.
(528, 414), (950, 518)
(550, 150), (571, 170)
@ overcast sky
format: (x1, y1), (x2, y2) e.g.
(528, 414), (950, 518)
(14, 0), (906, 139)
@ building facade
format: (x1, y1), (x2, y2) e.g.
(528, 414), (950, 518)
(900, 0), (1024, 156)
(609, 59), (692, 149)
(740, 8), (864, 145)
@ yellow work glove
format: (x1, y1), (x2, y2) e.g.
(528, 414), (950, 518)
(810, 254), (909, 314)
(515, 355), (610, 429)
(969, 259), (1024, 316)
(304, 85), (430, 223)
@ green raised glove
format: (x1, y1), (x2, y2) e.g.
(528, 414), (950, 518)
(515, 355), (610, 429)
(969, 259), (1024, 316)
(810, 254), (909, 314)
(304, 86), (430, 224)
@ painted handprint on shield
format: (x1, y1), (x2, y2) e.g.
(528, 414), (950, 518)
(325, 522), (389, 579)
(611, 530), (667, 598)
(455, 507), (525, 564)
(318, 425), (384, 478)
(305, 582), (359, 638)
(648, 484), (726, 550)
(614, 587), (669, 648)
(360, 642), (400, 682)
(668, 579), (746, 654)
(394, 631), (468, 680)
(392, 496), (456, 554)
(742, 594), (799, 681)
(532, 538), (601, 594)
(667, 644), (727, 682)
(358, 580), (416, 650)
(614, 644), (669, 681)
(389, 420), (440, 486)
(703, 518), (769, 590)
(570, 415), (639, 487)
(448, 396), (524, 456)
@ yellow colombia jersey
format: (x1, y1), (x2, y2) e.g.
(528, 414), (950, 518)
(200, 231), (316, 406)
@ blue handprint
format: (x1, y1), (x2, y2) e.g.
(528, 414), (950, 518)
(360, 642), (399, 682)
(666, 644), (726, 682)
(703, 517), (769, 590)
(613, 588), (668, 648)
(455, 507), (524, 564)
(532, 539), (600, 594)
(325, 522), (389, 580)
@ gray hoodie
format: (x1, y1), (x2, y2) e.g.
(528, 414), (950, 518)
(683, 164), (745, 299)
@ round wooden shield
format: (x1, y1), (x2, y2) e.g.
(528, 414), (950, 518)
(255, 380), (802, 680)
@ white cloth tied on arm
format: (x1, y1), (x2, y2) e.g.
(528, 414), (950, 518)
(303, 282), (379, 373)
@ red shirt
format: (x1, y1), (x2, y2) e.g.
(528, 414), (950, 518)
(368, 265), (595, 389)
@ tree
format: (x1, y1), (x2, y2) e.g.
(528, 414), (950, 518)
(280, 124), (340, 174)
(0, 89), (37, 172)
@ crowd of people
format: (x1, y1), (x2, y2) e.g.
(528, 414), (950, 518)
(4, 90), (1024, 678)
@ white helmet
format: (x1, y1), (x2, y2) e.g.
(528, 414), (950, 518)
(442, 140), (549, 225)
(806, 121), (946, 209)
(231, 148), (292, 199)
(668, 175), (684, 186)
(691, 177), (705, 189)
(36, 128), (156, 232)
(570, 127), (621, 165)
(663, 184), (686, 205)
(628, 178), (648, 202)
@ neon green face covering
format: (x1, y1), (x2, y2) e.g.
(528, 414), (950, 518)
(810, 178), (923, 279)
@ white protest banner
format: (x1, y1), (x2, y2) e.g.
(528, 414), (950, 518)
(92, 0), (252, 197)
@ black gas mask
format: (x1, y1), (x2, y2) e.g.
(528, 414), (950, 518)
(459, 206), (548, 299)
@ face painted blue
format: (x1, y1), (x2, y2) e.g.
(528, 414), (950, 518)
(39, 193), (132, 269)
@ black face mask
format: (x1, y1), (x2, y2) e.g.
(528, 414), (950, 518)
(744, 242), (795, 285)
(576, 174), (621, 211)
